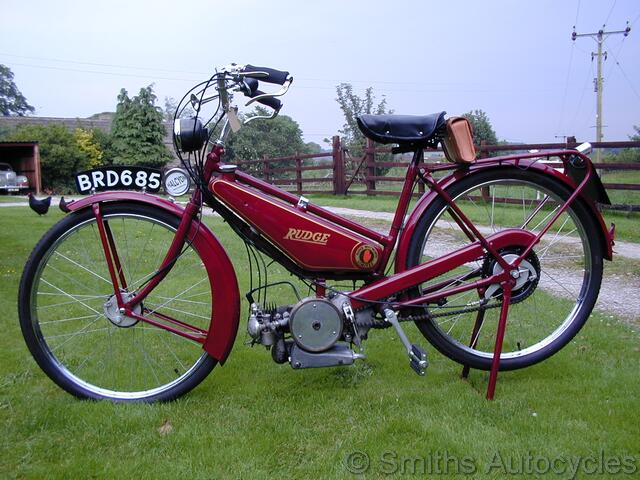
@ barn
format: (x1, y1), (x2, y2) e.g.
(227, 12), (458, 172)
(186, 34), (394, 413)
(0, 141), (41, 194)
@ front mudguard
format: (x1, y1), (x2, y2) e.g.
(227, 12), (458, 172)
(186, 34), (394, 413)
(395, 157), (614, 273)
(65, 191), (240, 363)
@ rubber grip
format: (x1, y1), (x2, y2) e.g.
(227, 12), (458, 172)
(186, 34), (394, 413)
(243, 77), (259, 96)
(244, 64), (289, 85)
(253, 90), (282, 111)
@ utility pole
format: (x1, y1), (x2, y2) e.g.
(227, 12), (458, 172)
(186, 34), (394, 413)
(572, 22), (631, 162)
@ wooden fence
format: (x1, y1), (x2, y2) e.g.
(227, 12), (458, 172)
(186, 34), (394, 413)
(233, 137), (640, 210)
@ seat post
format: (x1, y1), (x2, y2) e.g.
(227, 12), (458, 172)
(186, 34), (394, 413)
(411, 147), (424, 166)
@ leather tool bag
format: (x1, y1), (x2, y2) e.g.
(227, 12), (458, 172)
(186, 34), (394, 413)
(442, 117), (476, 163)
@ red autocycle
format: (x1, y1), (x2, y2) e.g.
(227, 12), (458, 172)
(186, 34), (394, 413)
(18, 63), (615, 402)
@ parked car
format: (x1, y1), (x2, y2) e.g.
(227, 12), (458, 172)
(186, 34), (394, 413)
(0, 162), (29, 193)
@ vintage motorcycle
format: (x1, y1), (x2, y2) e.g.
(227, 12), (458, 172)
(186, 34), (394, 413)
(18, 63), (614, 402)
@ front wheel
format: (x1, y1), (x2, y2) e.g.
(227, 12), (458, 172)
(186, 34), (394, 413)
(405, 168), (604, 371)
(19, 203), (217, 402)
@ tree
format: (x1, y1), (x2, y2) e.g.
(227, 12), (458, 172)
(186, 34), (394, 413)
(335, 83), (393, 175)
(164, 96), (194, 121)
(335, 83), (390, 151)
(5, 124), (94, 191)
(463, 109), (498, 156)
(225, 107), (311, 177)
(604, 124), (640, 164)
(0, 65), (34, 116)
(74, 128), (103, 168)
(110, 86), (172, 168)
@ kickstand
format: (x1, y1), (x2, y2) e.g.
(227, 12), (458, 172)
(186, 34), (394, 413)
(461, 284), (512, 400)
(486, 284), (512, 400)
(461, 308), (486, 379)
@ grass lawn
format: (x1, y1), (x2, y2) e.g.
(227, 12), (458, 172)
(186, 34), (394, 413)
(1, 205), (639, 479)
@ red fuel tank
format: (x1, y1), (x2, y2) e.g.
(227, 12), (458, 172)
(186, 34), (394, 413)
(210, 178), (382, 272)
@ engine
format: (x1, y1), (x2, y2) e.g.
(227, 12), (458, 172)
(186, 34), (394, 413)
(289, 298), (342, 352)
(246, 296), (368, 369)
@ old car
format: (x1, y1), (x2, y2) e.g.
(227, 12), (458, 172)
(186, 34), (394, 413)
(0, 162), (29, 193)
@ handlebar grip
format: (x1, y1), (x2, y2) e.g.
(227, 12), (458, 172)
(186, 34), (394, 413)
(243, 64), (290, 85)
(253, 90), (282, 111)
(243, 77), (259, 96)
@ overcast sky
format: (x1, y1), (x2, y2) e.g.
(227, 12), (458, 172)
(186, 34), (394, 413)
(2, 0), (639, 145)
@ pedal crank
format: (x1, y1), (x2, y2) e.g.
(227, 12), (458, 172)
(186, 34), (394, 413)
(384, 308), (428, 376)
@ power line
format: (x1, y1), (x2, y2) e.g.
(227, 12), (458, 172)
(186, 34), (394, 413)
(4, 61), (198, 82)
(607, 46), (640, 104)
(2, 58), (558, 96)
(0, 52), (207, 76)
(556, 42), (575, 134)
(603, 0), (617, 27)
(571, 21), (631, 159)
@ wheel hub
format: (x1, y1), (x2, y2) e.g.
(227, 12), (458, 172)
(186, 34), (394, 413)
(483, 250), (540, 303)
(103, 291), (141, 327)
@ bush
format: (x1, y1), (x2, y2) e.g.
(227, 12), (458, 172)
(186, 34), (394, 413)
(5, 124), (98, 192)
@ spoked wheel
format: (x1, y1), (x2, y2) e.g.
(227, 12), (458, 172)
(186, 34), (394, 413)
(19, 203), (217, 402)
(406, 168), (604, 371)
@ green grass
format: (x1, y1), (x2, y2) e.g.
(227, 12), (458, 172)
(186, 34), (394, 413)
(0, 195), (28, 203)
(1, 207), (639, 479)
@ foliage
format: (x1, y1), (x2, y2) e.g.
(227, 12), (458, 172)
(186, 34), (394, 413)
(603, 124), (640, 164)
(335, 83), (393, 175)
(73, 129), (103, 168)
(110, 86), (172, 168)
(225, 107), (311, 178)
(463, 109), (498, 157)
(4, 124), (94, 191)
(305, 141), (322, 154)
(0, 122), (10, 140)
(335, 83), (390, 151)
(0, 64), (34, 116)
(164, 96), (195, 121)
(90, 128), (115, 165)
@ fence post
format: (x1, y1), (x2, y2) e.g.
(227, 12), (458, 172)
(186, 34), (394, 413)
(365, 138), (376, 195)
(332, 136), (345, 195)
(263, 155), (271, 183)
(479, 140), (488, 159)
(295, 152), (302, 194)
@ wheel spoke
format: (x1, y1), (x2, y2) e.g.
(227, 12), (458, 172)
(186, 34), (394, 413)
(25, 208), (214, 401)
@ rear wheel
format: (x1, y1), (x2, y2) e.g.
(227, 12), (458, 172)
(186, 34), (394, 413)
(406, 168), (604, 370)
(19, 203), (217, 402)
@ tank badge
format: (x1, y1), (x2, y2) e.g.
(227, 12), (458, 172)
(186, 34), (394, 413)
(353, 244), (379, 268)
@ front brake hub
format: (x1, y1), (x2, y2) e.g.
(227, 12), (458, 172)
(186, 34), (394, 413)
(103, 291), (142, 327)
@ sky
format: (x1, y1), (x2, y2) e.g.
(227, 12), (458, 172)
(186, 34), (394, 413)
(2, 0), (639, 146)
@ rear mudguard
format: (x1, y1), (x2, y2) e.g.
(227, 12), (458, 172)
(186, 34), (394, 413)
(65, 191), (240, 363)
(395, 157), (614, 273)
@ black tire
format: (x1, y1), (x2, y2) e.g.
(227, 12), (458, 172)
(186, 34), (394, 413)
(18, 203), (217, 402)
(406, 168), (604, 371)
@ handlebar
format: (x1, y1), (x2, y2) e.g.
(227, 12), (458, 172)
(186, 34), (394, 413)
(241, 78), (282, 111)
(242, 64), (290, 85)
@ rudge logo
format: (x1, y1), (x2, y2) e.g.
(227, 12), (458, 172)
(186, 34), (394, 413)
(284, 228), (331, 245)
(353, 244), (379, 269)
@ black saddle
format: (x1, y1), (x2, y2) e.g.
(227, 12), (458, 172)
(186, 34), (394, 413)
(356, 112), (446, 145)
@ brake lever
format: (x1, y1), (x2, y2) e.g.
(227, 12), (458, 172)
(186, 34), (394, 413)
(243, 109), (279, 124)
(244, 76), (293, 107)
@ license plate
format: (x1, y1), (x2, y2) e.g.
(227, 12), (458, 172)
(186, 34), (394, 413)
(7, 188), (18, 192)
(75, 167), (163, 194)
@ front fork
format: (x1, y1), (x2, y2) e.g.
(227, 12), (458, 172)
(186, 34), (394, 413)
(91, 197), (207, 343)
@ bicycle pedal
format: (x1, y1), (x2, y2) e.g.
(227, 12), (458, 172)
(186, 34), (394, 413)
(409, 344), (428, 376)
